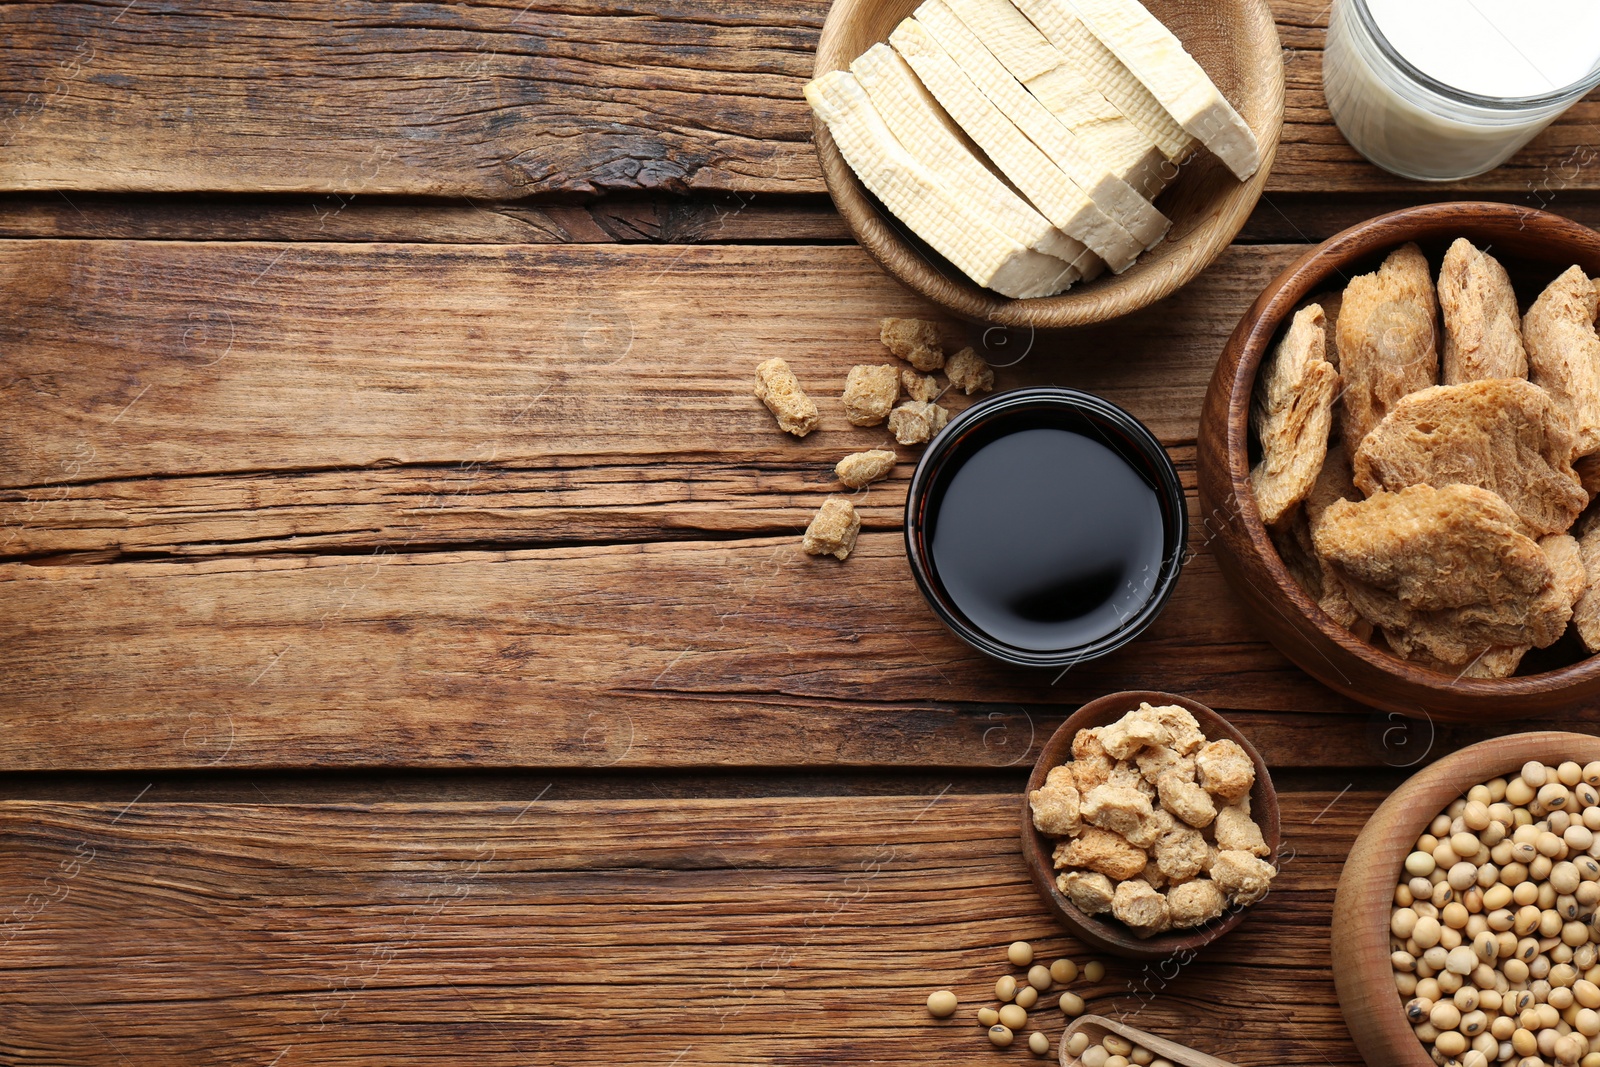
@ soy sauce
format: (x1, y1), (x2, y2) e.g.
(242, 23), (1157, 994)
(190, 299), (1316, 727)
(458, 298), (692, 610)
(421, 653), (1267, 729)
(927, 426), (1167, 653)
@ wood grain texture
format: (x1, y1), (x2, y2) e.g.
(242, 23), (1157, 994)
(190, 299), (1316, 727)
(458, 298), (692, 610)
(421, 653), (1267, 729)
(0, 531), (1361, 772)
(0, 0), (1594, 198)
(0, 238), (1272, 549)
(0, 792), (1367, 1065)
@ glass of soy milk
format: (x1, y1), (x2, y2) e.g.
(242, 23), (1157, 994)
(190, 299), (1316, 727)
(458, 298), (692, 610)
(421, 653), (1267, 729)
(1323, 0), (1600, 181)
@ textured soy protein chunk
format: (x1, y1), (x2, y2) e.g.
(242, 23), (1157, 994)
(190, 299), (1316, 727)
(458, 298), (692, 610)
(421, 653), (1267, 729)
(1336, 242), (1439, 460)
(1438, 237), (1526, 384)
(801, 496), (859, 560)
(880, 316), (945, 371)
(901, 368), (942, 402)
(754, 357), (820, 437)
(841, 364), (900, 426)
(835, 449), (897, 489)
(888, 400), (950, 445)
(944, 346), (994, 394)
(1250, 303), (1339, 527)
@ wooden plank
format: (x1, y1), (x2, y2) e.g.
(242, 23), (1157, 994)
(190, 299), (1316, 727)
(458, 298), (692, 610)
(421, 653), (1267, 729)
(0, 238), (1270, 521)
(1, 1), (1595, 197)
(0, 531), (1365, 771)
(0, 192), (857, 244)
(7, 527), (1594, 773)
(0, 792), (1369, 1065)
(4, 192), (1599, 246)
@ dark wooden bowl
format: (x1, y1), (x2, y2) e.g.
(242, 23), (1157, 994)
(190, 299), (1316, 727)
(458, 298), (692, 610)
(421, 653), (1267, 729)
(1332, 732), (1600, 1067)
(811, 0), (1285, 329)
(1020, 690), (1279, 961)
(1196, 202), (1600, 722)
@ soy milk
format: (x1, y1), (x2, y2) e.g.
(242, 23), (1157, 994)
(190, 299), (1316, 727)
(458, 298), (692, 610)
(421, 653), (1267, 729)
(1323, 0), (1600, 181)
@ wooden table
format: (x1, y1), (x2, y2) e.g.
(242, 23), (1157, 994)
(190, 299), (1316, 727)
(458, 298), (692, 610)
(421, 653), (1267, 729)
(1, 3), (1597, 1063)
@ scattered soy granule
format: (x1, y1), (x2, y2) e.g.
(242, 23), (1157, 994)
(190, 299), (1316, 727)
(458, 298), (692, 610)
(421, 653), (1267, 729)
(888, 400), (950, 445)
(902, 367), (942, 402)
(801, 496), (859, 560)
(880, 317), (944, 371)
(753, 358), (819, 437)
(945, 346), (995, 395)
(842, 364), (900, 426)
(836, 449), (897, 489)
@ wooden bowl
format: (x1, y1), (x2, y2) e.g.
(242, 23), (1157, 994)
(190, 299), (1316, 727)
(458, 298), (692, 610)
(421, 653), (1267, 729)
(1196, 202), (1600, 722)
(1332, 731), (1600, 1067)
(1021, 690), (1279, 960)
(811, 0), (1285, 329)
(1060, 1015), (1240, 1067)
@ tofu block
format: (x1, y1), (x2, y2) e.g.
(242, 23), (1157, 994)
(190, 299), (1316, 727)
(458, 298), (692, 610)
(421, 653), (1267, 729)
(806, 71), (1079, 299)
(1063, 0), (1261, 180)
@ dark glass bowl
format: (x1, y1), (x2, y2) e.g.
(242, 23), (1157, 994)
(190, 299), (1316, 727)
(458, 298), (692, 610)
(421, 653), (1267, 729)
(903, 388), (1187, 669)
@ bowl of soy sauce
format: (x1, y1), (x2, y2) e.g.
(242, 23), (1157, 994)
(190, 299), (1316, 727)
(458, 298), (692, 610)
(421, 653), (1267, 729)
(904, 388), (1187, 669)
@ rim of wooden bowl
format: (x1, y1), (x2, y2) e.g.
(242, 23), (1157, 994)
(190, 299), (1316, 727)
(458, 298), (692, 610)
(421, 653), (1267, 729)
(1020, 690), (1280, 960)
(1332, 731), (1600, 1067)
(1197, 201), (1600, 721)
(809, 0), (1286, 329)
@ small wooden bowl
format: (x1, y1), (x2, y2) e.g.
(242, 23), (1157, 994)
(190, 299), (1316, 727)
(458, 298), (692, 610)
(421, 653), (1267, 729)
(1061, 1015), (1240, 1067)
(1332, 731), (1600, 1067)
(811, 0), (1285, 329)
(1196, 202), (1600, 722)
(1021, 690), (1279, 960)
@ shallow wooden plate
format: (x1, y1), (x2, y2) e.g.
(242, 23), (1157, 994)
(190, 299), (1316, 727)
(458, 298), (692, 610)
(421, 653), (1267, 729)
(811, 0), (1285, 328)
(1196, 201), (1600, 721)
(1020, 690), (1279, 960)
(1060, 1014), (1241, 1066)
(1331, 731), (1600, 1067)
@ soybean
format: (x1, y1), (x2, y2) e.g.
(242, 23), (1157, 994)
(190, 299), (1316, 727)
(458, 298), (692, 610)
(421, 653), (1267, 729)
(1028, 1031), (1049, 1056)
(988, 1024), (1014, 1048)
(998, 1003), (1027, 1030)
(1008, 941), (1033, 967)
(926, 990), (957, 1017)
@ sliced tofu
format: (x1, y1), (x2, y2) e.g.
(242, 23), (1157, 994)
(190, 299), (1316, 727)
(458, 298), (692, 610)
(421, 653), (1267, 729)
(1063, 0), (1261, 180)
(851, 43), (1092, 276)
(1011, 0), (1195, 164)
(913, 1), (1167, 251)
(805, 70), (1078, 299)
(889, 15), (1142, 270)
(937, 0), (1168, 200)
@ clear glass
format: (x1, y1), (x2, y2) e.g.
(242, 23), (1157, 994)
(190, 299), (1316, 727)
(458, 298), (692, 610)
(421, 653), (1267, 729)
(1323, 0), (1600, 181)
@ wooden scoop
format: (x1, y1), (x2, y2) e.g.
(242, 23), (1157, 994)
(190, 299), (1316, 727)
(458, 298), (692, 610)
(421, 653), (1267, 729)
(1060, 1014), (1240, 1067)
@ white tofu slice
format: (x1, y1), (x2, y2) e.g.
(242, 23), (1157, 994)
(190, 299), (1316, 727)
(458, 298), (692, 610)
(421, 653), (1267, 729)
(1011, 0), (1195, 164)
(851, 44), (1090, 276)
(936, 0), (1168, 199)
(912, 1), (1168, 251)
(889, 15), (1143, 271)
(1063, 0), (1261, 180)
(805, 70), (1079, 299)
